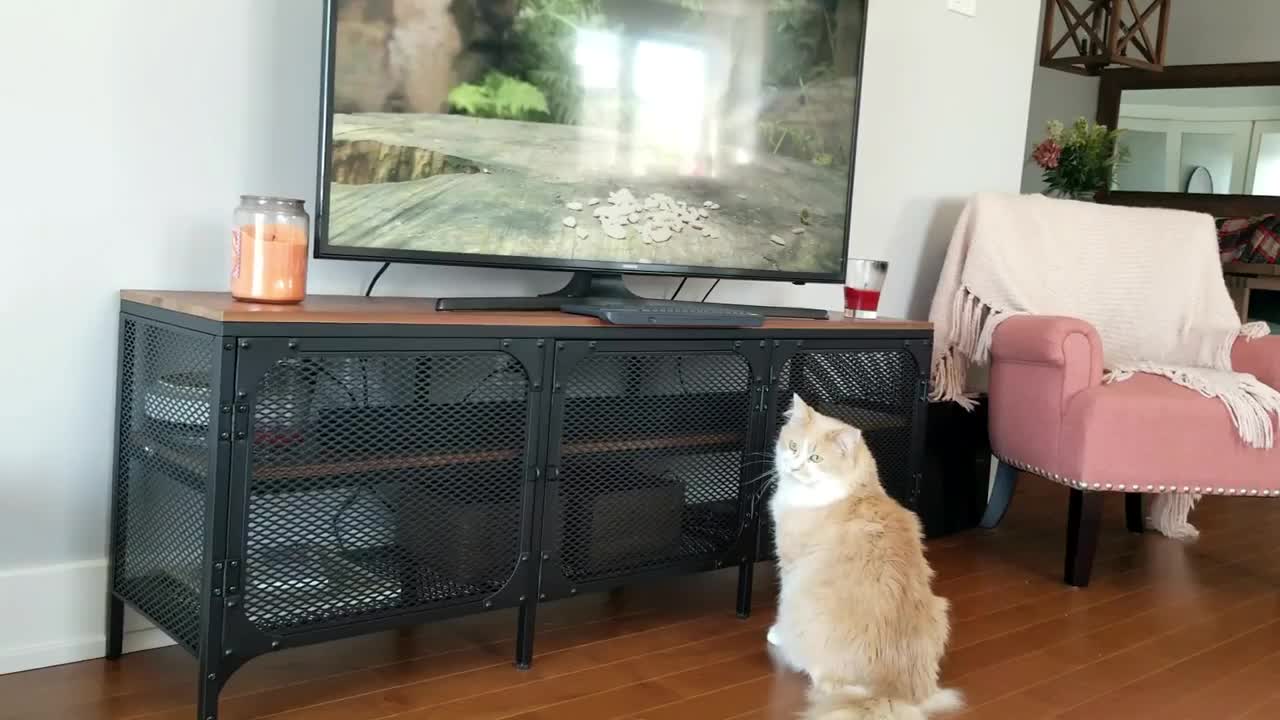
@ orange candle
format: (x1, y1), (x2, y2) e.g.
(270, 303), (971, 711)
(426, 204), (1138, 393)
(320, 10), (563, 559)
(230, 196), (310, 304)
(231, 222), (309, 303)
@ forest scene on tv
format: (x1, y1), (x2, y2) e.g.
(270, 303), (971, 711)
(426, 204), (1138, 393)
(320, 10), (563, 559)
(328, 0), (864, 275)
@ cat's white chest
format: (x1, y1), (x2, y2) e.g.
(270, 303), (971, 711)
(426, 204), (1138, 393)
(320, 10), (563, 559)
(770, 472), (849, 512)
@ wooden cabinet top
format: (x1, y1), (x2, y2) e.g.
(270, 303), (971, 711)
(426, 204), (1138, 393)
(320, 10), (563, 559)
(120, 290), (932, 334)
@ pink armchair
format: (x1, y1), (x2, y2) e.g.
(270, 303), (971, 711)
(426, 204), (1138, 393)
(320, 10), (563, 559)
(980, 315), (1280, 587)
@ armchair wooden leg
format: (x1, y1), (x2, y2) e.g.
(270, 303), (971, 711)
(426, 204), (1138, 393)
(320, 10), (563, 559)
(1125, 493), (1144, 534)
(1065, 489), (1104, 587)
(979, 461), (1018, 529)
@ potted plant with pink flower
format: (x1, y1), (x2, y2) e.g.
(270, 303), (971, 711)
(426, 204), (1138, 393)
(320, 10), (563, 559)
(1031, 118), (1128, 200)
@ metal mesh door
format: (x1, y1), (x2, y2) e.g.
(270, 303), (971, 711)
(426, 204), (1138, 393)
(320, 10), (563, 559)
(113, 318), (217, 652)
(552, 348), (753, 584)
(761, 348), (923, 557)
(240, 350), (532, 633)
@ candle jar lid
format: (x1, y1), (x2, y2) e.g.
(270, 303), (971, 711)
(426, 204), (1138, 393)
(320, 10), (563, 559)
(239, 195), (307, 209)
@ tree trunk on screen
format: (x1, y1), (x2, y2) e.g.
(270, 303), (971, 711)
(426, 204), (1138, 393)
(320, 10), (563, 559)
(834, 0), (863, 76)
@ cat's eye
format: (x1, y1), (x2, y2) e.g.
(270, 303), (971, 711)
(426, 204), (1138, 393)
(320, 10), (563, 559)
(788, 441), (798, 451)
(809, 454), (822, 463)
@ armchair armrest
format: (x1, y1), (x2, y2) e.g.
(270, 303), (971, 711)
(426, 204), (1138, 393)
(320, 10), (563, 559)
(991, 316), (1105, 376)
(987, 316), (1104, 469)
(1232, 334), (1280, 390)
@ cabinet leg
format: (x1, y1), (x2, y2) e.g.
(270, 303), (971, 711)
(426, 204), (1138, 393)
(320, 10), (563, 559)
(736, 560), (754, 619)
(106, 594), (125, 660)
(515, 599), (536, 670)
(197, 659), (224, 720)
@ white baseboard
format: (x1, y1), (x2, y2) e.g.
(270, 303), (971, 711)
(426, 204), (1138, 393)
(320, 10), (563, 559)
(0, 559), (175, 676)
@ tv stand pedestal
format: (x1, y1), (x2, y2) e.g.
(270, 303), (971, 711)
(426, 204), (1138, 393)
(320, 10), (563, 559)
(435, 270), (830, 320)
(109, 290), (930, 720)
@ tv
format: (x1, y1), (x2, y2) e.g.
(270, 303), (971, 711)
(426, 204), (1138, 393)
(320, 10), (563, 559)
(315, 0), (867, 317)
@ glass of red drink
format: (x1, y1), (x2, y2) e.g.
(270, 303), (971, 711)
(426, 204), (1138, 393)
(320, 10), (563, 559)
(844, 259), (888, 319)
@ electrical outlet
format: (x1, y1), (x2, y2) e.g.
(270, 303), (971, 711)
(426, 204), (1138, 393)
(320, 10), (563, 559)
(947, 0), (977, 17)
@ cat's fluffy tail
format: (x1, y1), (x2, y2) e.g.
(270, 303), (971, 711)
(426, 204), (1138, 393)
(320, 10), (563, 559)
(803, 688), (964, 720)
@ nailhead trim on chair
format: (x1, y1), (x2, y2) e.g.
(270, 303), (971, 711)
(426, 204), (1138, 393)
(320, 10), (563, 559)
(996, 456), (1278, 497)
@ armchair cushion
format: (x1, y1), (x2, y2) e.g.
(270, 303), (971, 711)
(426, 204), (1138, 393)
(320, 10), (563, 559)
(990, 315), (1280, 495)
(1059, 374), (1278, 493)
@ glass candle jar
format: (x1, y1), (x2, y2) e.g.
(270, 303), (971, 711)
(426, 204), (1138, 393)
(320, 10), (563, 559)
(231, 196), (310, 304)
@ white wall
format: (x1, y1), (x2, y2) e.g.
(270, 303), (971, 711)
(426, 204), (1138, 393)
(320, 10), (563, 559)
(1165, 0), (1280, 64)
(0, 0), (1039, 672)
(1021, 0), (1101, 193)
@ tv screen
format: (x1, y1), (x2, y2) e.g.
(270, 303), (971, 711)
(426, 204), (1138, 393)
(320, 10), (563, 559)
(317, 0), (865, 282)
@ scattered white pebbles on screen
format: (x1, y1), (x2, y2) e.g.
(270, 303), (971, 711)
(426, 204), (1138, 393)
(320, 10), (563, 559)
(573, 188), (730, 245)
(770, 234), (787, 246)
(562, 216), (577, 228)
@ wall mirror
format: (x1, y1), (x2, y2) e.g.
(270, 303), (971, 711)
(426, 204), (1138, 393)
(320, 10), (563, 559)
(1098, 63), (1280, 216)
(1114, 85), (1280, 195)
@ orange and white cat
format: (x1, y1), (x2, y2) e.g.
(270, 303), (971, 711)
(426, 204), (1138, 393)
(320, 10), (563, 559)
(768, 395), (961, 720)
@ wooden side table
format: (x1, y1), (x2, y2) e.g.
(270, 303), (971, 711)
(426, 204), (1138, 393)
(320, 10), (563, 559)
(1224, 262), (1280, 322)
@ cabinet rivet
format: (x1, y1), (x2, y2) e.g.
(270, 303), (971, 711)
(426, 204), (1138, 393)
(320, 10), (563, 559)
(220, 405), (231, 414)
(556, 342), (565, 350)
(773, 341), (781, 347)
(219, 432), (229, 441)
(214, 562), (223, 571)
(502, 339), (511, 347)
(237, 391), (247, 399)
(223, 649), (233, 657)
(520, 552), (529, 561)
(539, 593), (548, 600)
(536, 339), (545, 347)
(759, 340), (766, 347)
(569, 588), (577, 595)
(236, 431), (247, 440)
(271, 640), (281, 650)
(588, 341), (597, 349)
(229, 561), (239, 568)
(287, 340), (298, 350)
(239, 340), (250, 349)
(227, 599), (238, 608)
(207, 673), (216, 680)
(519, 595), (527, 602)
(224, 342), (234, 351)
(228, 586), (238, 593)
(484, 600), (493, 608)
(213, 589), (222, 596)
(734, 341), (741, 348)
(542, 552), (550, 560)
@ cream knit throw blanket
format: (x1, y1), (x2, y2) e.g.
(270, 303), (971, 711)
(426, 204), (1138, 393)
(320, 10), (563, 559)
(929, 193), (1279, 538)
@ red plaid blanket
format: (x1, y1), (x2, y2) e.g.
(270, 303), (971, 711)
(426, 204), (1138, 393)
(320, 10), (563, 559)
(1218, 214), (1280, 264)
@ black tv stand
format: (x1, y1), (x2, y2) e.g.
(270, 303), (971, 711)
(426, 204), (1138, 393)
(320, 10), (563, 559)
(435, 271), (829, 320)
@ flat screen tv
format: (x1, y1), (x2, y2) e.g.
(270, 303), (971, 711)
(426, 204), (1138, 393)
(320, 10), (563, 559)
(315, 0), (867, 304)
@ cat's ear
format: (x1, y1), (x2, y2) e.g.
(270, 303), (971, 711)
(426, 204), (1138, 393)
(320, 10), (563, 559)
(831, 427), (862, 456)
(788, 394), (812, 423)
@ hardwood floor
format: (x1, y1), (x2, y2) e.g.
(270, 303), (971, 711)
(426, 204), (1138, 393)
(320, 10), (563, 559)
(5, 480), (1280, 720)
